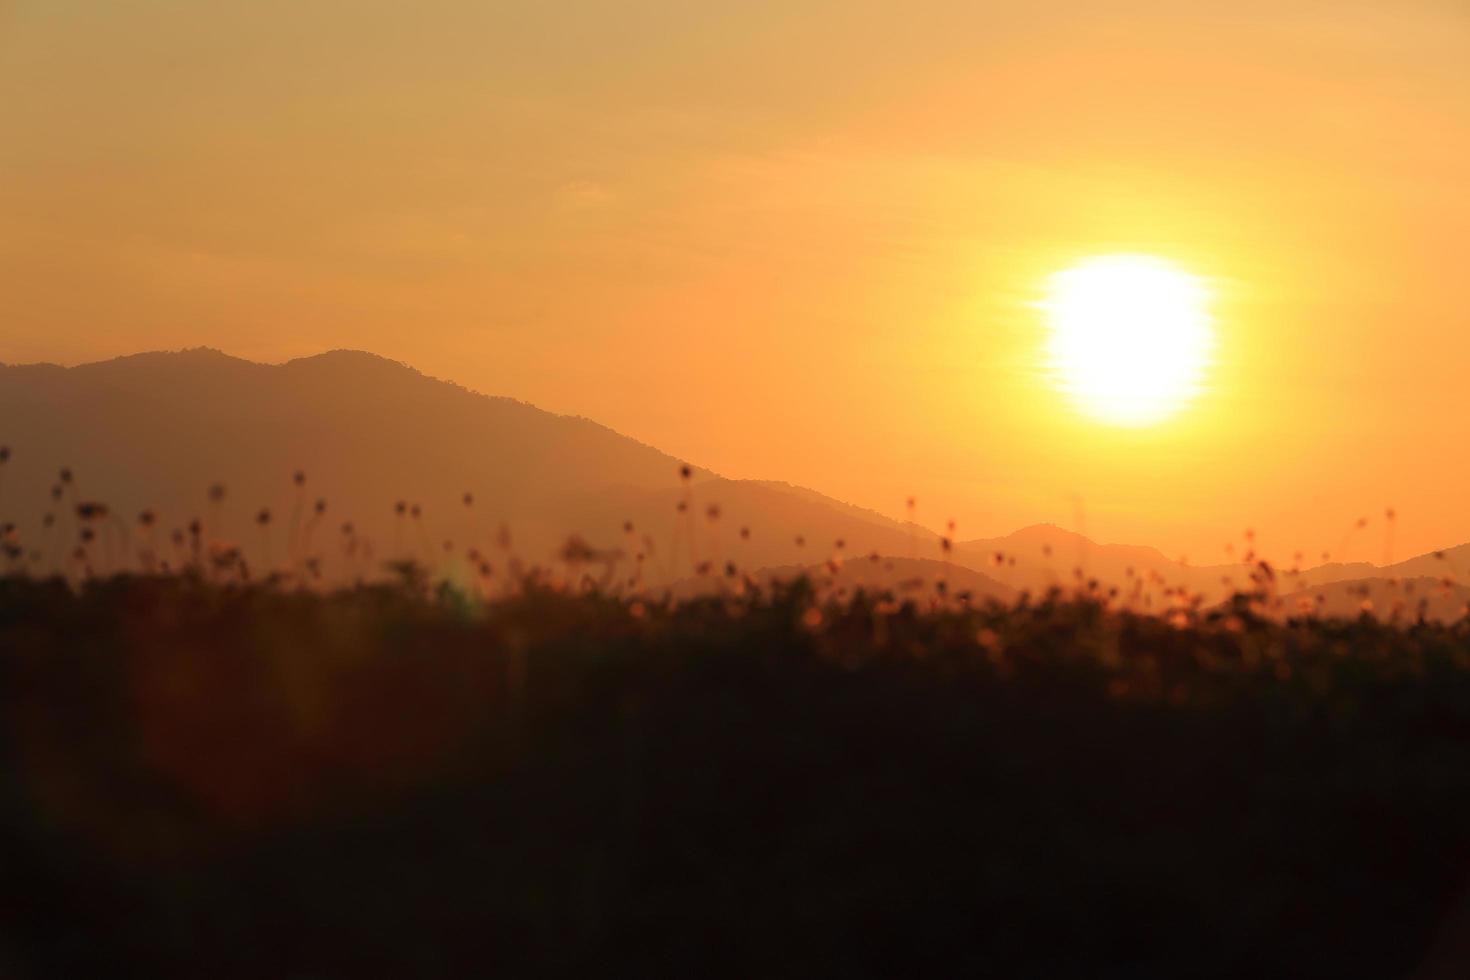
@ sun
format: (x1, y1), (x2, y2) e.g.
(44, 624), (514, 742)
(1041, 254), (1215, 426)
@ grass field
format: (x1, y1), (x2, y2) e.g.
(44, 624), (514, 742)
(2, 572), (1470, 977)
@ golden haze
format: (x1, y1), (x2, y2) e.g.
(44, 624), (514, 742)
(1, 1), (1467, 563)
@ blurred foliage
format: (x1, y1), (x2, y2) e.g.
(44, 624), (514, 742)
(2, 573), (1470, 977)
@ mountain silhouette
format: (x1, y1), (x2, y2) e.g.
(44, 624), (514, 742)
(2, 348), (1466, 607)
(0, 350), (950, 583)
(1273, 576), (1470, 622)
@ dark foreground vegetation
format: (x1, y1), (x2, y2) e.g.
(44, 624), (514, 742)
(4, 575), (1470, 978)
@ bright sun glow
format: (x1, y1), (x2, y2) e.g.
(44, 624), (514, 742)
(1042, 255), (1215, 426)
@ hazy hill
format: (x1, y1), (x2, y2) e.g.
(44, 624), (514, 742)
(1377, 544), (1470, 584)
(1275, 576), (1470, 622)
(3, 348), (1467, 607)
(947, 524), (1434, 606)
(1262, 547), (1470, 621)
(0, 350), (951, 582)
(746, 481), (931, 537)
(950, 524), (1255, 604)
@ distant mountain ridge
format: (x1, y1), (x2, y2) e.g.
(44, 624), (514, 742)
(0, 349), (957, 584)
(1275, 576), (1470, 622)
(0, 348), (1465, 606)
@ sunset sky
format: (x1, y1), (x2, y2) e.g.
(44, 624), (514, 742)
(3, 1), (1468, 564)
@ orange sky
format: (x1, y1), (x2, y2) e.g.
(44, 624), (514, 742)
(2, 0), (1468, 564)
